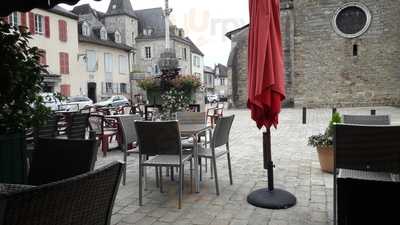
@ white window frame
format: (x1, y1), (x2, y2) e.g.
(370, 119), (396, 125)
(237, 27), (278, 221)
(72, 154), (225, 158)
(115, 31), (121, 43)
(119, 55), (128, 74)
(9, 12), (19, 27)
(34, 14), (44, 35)
(82, 22), (90, 36)
(86, 50), (97, 72)
(120, 83), (127, 94)
(145, 47), (151, 59)
(100, 27), (107, 40)
(104, 53), (113, 73)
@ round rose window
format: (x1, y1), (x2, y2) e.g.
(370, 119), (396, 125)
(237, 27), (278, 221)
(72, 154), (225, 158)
(332, 3), (371, 38)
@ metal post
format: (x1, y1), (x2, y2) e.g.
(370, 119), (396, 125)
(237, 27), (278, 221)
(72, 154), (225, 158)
(371, 109), (376, 115)
(263, 129), (274, 191)
(302, 107), (307, 124)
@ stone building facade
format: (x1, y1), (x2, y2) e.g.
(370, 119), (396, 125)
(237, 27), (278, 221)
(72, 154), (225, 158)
(227, 0), (400, 108)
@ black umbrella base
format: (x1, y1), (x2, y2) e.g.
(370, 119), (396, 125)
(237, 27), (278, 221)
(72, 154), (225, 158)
(247, 188), (296, 209)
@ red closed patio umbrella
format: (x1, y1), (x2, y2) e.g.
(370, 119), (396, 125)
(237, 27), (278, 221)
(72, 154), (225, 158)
(246, 0), (296, 209)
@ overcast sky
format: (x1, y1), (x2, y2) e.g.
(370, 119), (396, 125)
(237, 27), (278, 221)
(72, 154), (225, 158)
(61, 0), (249, 67)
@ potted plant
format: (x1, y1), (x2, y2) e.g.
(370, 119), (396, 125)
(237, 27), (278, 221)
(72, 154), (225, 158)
(137, 75), (201, 105)
(0, 21), (50, 183)
(308, 112), (342, 173)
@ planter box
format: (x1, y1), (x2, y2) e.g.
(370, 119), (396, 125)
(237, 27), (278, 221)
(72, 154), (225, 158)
(0, 132), (27, 183)
(146, 90), (162, 105)
(317, 146), (333, 173)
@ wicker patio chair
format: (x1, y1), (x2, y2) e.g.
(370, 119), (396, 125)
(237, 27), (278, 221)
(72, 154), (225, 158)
(197, 115), (234, 195)
(119, 114), (143, 185)
(67, 113), (89, 139)
(28, 135), (98, 185)
(26, 114), (59, 162)
(333, 124), (400, 225)
(342, 114), (390, 125)
(89, 114), (118, 157)
(0, 162), (123, 225)
(135, 120), (192, 208)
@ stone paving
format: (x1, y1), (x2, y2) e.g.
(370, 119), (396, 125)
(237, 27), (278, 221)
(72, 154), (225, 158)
(96, 106), (400, 225)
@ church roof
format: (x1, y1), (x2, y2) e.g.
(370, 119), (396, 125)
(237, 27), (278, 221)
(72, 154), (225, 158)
(105, 0), (137, 18)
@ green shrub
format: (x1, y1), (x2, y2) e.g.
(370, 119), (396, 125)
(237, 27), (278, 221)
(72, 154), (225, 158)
(0, 21), (50, 134)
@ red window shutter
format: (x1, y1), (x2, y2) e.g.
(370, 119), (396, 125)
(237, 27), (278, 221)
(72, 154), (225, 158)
(20, 12), (27, 27)
(65, 53), (69, 74)
(59, 52), (64, 74)
(60, 84), (71, 97)
(44, 16), (50, 38)
(28, 13), (35, 34)
(63, 21), (68, 42)
(59, 20), (67, 42)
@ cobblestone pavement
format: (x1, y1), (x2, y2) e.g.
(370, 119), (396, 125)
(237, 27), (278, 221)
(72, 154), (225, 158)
(96, 107), (400, 225)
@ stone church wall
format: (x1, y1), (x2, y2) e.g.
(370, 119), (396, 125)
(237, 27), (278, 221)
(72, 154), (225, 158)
(293, 0), (400, 107)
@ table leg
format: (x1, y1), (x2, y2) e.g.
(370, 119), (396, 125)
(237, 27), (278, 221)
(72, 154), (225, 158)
(193, 134), (200, 193)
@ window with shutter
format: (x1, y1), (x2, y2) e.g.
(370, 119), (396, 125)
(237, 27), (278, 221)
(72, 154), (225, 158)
(60, 84), (71, 97)
(8, 12), (19, 27)
(34, 14), (44, 35)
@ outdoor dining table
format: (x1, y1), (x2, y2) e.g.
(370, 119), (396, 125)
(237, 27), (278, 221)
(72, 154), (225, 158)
(179, 123), (212, 193)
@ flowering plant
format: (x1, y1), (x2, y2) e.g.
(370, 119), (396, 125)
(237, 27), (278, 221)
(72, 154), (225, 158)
(308, 112), (342, 148)
(137, 75), (201, 93)
(137, 78), (161, 91)
(160, 89), (193, 120)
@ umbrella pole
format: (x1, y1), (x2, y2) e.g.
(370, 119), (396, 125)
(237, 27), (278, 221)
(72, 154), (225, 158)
(263, 128), (274, 191)
(246, 128), (297, 209)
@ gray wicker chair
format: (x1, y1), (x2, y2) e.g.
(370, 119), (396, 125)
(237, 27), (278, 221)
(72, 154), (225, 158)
(198, 115), (234, 195)
(28, 135), (98, 185)
(135, 121), (192, 208)
(0, 161), (123, 225)
(176, 111), (208, 146)
(119, 114), (143, 185)
(333, 124), (400, 225)
(342, 114), (390, 125)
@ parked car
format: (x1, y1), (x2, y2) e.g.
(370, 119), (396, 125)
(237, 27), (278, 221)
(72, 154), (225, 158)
(39, 93), (62, 111)
(95, 95), (129, 108)
(64, 96), (93, 111)
(206, 94), (219, 103)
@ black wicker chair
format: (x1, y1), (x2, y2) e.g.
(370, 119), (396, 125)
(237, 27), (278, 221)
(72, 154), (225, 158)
(333, 124), (400, 225)
(342, 114), (390, 125)
(0, 162), (123, 225)
(67, 113), (89, 139)
(28, 136), (98, 185)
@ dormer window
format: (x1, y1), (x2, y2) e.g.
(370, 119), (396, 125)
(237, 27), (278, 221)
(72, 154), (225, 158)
(82, 22), (90, 36)
(115, 31), (121, 43)
(100, 27), (107, 40)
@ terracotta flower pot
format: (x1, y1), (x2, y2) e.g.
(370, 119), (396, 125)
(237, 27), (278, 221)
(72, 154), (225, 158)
(316, 146), (333, 173)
